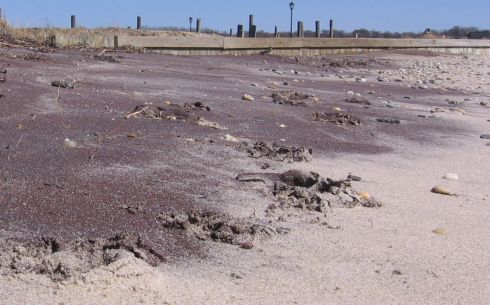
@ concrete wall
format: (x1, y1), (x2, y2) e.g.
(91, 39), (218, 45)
(48, 32), (490, 56)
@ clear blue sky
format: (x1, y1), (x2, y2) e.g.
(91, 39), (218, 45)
(1, 0), (489, 32)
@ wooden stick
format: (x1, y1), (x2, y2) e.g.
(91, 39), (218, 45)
(125, 107), (148, 119)
(7, 134), (24, 161)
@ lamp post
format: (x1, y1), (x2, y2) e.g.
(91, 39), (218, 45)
(289, 1), (295, 38)
(189, 17), (193, 32)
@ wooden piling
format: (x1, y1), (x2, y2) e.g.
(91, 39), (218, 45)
(137, 16), (142, 30)
(196, 18), (202, 33)
(249, 14), (254, 37)
(315, 21), (321, 38)
(250, 25), (257, 38)
(114, 36), (119, 49)
(329, 19), (334, 38)
(297, 21), (304, 38)
(71, 15), (76, 29)
(237, 24), (243, 38)
(274, 26), (278, 38)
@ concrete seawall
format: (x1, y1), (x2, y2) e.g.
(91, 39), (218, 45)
(50, 32), (490, 56)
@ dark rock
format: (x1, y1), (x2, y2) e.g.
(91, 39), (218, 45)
(347, 174), (362, 182)
(0, 68), (7, 74)
(191, 101), (211, 111)
(51, 80), (75, 89)
(480, 134), (490, 139)
(280, 170), (319, 188)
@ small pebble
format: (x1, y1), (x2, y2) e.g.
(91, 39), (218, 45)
(358, 192), (370, 200)
(431, 186), (454, 196)
(443, 173), (459, 181)
(432, 228), (446, 236)
(240, 242), (254, 250)
(63, 138), (77, 148)
(242, 94), (254, 101)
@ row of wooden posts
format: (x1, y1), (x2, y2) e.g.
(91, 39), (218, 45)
(69, 14), (335, 38)
(239, 15), (335, 38)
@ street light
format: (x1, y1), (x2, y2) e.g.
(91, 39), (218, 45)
(289, 1), (295, 38)
(189, 17), (193, 32)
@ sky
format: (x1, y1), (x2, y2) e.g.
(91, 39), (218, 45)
(0, 0), (489, 33)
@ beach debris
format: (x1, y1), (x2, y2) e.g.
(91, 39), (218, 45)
(125, 104), (192, 120)
(127, 133), (138, 139)
(271, 91), (313, 106)
(222, 134), (239, 142)
(271, 170), (382, 212)
(376, 118), (401, 124)
(313, 112), (361, 126)
(63, 138), (77, 148)
(347, 174), (362, 182)
(480, 134), (490, 139)
(345, 97), (371, 105)
(0, 233), (166, 280)
(93, 54), (119, 63)
(242, 94), (255, 101)
(51, 80), (75, 89)
(185, 101), (211, 111)
(196, 117), (227, 130)
(159, 211), (263, 248)
(239, 170), (382, 215)
(241, 142), (313, 163)
(431, 186), (455, 196)
(0, 68), (6, 74)
(443, 173), (459, 181)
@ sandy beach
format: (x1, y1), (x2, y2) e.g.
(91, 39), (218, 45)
(0, 46), (489, 305)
